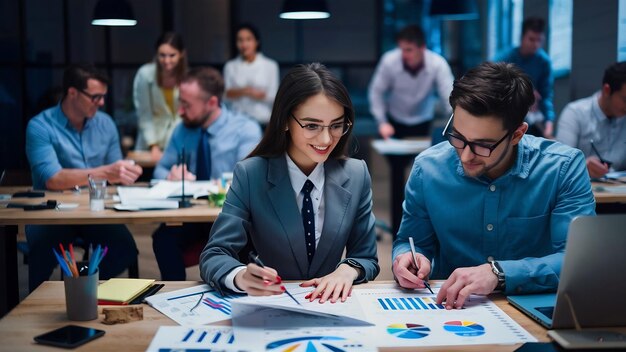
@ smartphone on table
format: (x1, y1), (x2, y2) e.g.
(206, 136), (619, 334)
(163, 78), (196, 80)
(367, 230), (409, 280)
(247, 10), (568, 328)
(34, 325), (105, 348)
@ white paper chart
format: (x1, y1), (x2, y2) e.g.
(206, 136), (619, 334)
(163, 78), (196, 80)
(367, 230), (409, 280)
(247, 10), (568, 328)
(354, 287), (537, 347)
(146, 326), (250, 352)
(233, 310), (377, 352)
(145, 284), (243, 326)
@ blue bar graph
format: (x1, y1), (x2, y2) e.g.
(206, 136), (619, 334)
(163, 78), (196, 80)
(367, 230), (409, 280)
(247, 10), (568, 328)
(377, 297), (445, 311)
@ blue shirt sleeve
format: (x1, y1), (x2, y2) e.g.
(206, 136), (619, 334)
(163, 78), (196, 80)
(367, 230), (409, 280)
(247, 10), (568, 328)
(25, 117), (63, 189)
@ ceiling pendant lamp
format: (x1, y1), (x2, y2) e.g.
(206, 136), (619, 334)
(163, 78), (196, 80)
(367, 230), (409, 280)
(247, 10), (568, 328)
(429, 0), (479, 20)
(280, 0), (330, 20)
(92, 0), (137, 26)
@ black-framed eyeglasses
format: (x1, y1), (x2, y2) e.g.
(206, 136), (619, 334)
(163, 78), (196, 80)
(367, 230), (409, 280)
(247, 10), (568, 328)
(78, 90), (106, 103)
(442, 113), (511, 157)
(290, 114), (352, 138)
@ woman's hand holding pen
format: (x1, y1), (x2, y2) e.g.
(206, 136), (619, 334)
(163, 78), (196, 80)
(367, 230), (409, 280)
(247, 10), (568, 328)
(392, 251), (432, 290)
(300, 264), (359, 304)
(234, 263), (285, 296)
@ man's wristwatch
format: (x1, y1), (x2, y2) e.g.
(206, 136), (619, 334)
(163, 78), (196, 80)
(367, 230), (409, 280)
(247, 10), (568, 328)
(487, 256), (506, 291)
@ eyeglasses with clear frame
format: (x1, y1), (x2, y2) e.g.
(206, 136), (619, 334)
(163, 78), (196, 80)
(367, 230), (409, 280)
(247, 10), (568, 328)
(78, 89), (106, 103)
(290, 114), (352, 139)
(442, 113), (512, 157)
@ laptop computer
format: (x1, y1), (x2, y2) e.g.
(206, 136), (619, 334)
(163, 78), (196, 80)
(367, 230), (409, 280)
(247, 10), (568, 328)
(507, 214), (626, 348)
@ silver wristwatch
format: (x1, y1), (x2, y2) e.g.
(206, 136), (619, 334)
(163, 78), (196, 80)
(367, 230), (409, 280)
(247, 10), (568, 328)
(487, 256), (506, 291)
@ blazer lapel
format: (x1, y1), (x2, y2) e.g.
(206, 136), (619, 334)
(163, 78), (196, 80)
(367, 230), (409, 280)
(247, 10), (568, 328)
(267, 157), (308, 277)
(309, 159), (352, 276)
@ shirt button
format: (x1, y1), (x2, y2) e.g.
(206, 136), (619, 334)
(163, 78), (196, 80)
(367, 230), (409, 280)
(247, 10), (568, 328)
(487, 224), (494, 231)
(489, 185), (496, 192)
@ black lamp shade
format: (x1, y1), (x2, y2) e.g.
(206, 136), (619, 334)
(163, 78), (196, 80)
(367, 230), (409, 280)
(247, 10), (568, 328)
(280, 0), (330, 20)
(92, 0), (137, 26)
(429, 0), (479, 20)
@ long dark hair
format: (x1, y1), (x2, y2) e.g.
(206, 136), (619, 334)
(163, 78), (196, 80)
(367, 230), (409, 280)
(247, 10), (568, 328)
(248, 63), (355, 159)
(154, 32), (188, 86)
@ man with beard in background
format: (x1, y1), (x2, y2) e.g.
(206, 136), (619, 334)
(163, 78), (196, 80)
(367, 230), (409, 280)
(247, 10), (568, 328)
(152, 67), (262, 280)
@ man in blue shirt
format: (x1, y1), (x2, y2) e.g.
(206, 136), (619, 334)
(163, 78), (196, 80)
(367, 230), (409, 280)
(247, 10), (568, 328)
(495, 17), (555, 138)
(392, 62), (595, 309)
(152, 67), (262, 280)
(25, 64), (143, 291)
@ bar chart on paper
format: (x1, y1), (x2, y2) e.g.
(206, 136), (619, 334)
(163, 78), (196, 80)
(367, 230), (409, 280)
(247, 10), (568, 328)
(146, 326), (237, 352)
(354, 287), (537, 347)
(377, 296), (445, 311)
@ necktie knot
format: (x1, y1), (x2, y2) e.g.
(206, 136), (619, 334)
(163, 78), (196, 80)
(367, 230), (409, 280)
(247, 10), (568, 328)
(302, 180), (314, 195)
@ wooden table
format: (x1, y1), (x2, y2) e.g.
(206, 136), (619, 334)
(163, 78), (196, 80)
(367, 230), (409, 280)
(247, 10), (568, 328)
(0, 281), (549, 351)
(0, 186), (220, 317)
(592, 182), (626, 204)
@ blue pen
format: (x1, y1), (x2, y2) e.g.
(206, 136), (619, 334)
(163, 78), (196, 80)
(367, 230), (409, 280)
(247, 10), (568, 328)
(89, 244), (101, 275)
(52, 248), (73, 277)
(92, 246), (108, 271)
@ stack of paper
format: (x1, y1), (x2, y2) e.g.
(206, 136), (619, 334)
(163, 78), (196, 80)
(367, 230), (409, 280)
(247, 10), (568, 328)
(97, 278), (155, 305)
(115, 181), (221, 210)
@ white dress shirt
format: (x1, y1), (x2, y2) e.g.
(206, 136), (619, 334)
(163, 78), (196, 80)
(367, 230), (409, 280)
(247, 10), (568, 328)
(557, 92), (626, 172)
(368, 48), (454, 125)
(223, 53), (279, 124)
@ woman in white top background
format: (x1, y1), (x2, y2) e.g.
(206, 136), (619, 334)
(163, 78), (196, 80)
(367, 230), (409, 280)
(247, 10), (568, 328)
(223, 24), (279, 128)
(133, 32), (188, 162)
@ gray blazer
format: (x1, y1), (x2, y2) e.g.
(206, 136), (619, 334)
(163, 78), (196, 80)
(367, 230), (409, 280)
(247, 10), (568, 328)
(199, 155), (379, 295)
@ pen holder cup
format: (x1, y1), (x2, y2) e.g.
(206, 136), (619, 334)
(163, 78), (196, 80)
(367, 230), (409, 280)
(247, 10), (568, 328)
(63, 270), (98, 321)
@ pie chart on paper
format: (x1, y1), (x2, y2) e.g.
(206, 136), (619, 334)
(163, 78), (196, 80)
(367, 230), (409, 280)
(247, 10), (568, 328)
(443, 320), (486, 337)
(386, 323), (431, 339)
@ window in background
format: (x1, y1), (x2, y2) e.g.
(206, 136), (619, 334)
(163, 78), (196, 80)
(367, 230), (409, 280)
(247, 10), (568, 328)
(549, 0), (572, 76)
(511, 0), (524, 47)
(617, 0), (626, 61)
(486, 0), (523, 60)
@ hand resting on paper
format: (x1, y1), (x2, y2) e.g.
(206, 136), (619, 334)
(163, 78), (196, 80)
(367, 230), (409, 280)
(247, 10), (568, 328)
(436, 264), (498, 309)
(233, 262), (285, 296)
(299, 264), (360, 304)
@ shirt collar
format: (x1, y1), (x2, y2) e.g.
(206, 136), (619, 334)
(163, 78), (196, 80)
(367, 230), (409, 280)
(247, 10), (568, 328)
(591, 91), (611, 122)
(206, 104), (229, 136)
(285, 153), (325, 193)
(54, 102), (92, 131)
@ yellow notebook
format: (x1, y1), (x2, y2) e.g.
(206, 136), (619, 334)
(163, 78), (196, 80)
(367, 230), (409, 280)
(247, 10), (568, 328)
(97, 278), (155, 303)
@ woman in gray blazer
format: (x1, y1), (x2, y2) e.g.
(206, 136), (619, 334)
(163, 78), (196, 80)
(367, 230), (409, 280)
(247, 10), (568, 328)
(200, 63), (379, 303)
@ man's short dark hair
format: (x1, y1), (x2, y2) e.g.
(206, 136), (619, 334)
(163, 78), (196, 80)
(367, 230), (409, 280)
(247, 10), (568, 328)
(602, 61), (626, 94)
(449, 62), (535, 132)
(62, 64), (109, 98)
(396, 25), (426, 47)
(522, 17), (545, 36)
(182, 67), (224, 104)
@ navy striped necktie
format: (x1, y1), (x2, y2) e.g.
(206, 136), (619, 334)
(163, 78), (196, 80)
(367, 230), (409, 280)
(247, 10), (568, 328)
(302, 180), (315, 263)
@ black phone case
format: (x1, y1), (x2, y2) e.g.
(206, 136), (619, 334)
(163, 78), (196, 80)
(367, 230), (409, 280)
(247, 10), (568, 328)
(34, 325), (105, 348)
